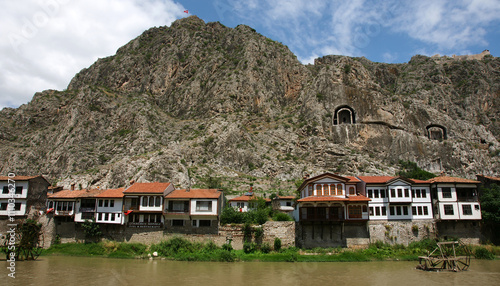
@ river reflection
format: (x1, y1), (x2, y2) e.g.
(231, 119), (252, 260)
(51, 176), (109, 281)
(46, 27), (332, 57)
(4, 256), (500, 286)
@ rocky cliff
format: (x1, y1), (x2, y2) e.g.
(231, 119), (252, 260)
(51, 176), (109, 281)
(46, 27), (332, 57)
(1, 16), (499, 194)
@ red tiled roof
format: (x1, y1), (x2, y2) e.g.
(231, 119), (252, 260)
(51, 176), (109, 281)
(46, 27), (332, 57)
(344, 176), (361, 183)
(96, 188), (125, 198)
(427, 176), (480, 184)
(277, 196), (296, 200)
(48, 189), (105, 199)
(0, 175), (51, 185)
(477, 174), (500, 182)
(166, 189), (222, 199)
(409, 179), (430, 184)
(123, 182), (172, 194)
(228, 195), (271, 202)
(357, 176), (395, 184)
(297, 195), (370, 202)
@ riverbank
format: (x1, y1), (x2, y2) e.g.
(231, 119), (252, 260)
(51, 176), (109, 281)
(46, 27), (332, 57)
(40, 238), (499, 262)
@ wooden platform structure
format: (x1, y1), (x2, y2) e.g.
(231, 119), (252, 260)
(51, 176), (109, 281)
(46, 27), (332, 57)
(417, 241), (471, 272)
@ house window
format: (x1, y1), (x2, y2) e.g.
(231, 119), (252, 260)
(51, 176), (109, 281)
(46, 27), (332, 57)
(149, 196), (155, 207)
(170, 201), (188, 212)
(418, 206), (423, 215)
(329, 184), (335, 195)
(130, 214), (140, 223)
(316, 185), (322, 196)
(374, 190), (379, 198)
(442, 188), (452, 198)
(349, 187), (355, 195)
(104, 200), (109, 207)
(390, 206), (395, 216)
(369, 207), (374, 216)
(98, 213), (102, 220)
(0, 203), (7, 210)
(337, 184), (343, 195)
(381, 207), (386, 216)
(196, 201), (212, 212)
(391, 189), (396, 198)
(104, 213), (109, 221)
(172, 220), (184, 226)
(422, 190), (427, 198)
(47, 201), (54, 209)
(286, 201), (292, 207)
(348, 205), (362, 218)
(15, 186), (23, 194)
(110, 213), (115, 221)
(98, 200), (103, 207)
(380, 189), (386, 198)
(396, 206), (402, 216)
(474, 205), (480, 210)
(444, 204), (454, 215)
(403, 206), (408, 216)
(236, 202), (245, 208)
(368, 190), (373, 198)
(404, 189), (409, 198)
(308, 185), (313, 196)
(462, 205), (472, 215)
(110, 200), (115, 208)
(375, 207), (380, 216)
(199, 220), (211, 227)
(142, 197), (148, 207)
(423, 206), (428, 215)
(412, 206), (417, 216)
(155, 197), (161, 207)
(397, 189), (403, 198)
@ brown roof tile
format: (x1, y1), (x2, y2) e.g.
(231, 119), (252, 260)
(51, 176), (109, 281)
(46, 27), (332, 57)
(123, 182), (172, 194)
(427, 176), (480, 184)
(228, 195), (271, 202)
(166, 189), (222, 199)
(96, 188), (125, 198)
(357, 176), (396, 184)
(48, 189), (105, 199)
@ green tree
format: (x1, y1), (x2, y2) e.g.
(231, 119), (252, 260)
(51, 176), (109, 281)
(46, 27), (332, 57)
(81, 219), (102, 242)
(480, 184), (500, 245)
(397, 160), (436, 180)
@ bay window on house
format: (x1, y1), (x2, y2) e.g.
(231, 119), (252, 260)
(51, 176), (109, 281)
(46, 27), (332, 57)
(196, 201), (213, 212)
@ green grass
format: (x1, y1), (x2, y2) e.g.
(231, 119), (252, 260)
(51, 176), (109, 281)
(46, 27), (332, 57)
(41, 238), (498, 262)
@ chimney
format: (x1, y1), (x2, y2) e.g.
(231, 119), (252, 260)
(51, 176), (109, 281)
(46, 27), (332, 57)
(303, 174), (310, 179)
(130, 179), (135, 185)
(71, 183), (75, 191)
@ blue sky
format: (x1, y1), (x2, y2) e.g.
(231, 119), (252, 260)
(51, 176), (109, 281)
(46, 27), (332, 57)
(1, 0), (499, 109)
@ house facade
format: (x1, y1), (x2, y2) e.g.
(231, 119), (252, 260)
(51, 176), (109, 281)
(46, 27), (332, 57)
(295, 173), (370, 248)
(0, 175), (50, 217)
(228, 193), (270, 212)
(122, 182), (174, 228)
(96, 188), (125, 225)
(165, 188), (224, 234)
(429, 176), (481, 221)
(358, 176), (433, 221)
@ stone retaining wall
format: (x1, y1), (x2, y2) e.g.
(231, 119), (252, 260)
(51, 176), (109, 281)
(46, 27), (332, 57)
(368, 220), (436, 245)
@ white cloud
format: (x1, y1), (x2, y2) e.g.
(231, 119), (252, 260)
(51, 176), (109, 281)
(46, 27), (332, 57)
(389, 0), (500, 50)
(0, 0), (186, 109)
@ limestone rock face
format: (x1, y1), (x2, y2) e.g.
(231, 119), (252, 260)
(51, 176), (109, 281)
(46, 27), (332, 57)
(0, 16), (499, 192)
